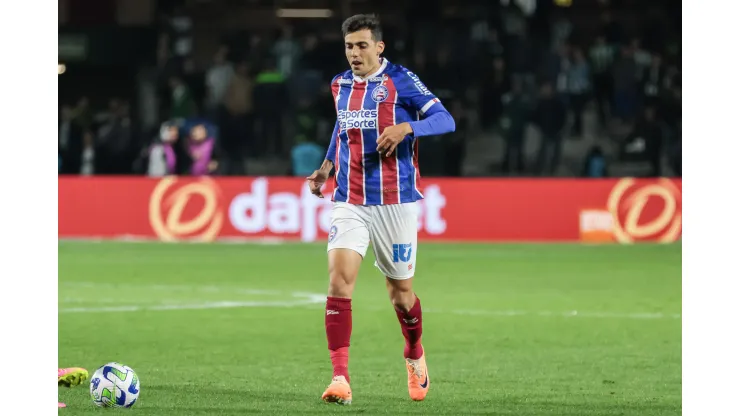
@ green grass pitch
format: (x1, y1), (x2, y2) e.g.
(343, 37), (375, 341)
(58, 241), (681, 415)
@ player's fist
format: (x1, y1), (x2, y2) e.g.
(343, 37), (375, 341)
(376, 122), (413, 157)
(306, 169), (329, 198)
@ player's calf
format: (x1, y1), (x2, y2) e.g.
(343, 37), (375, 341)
(387, 278), (423, 360)
(386, 278), (428, 400)
(325, 248), (361, 386)
(386, 278), (416, 312)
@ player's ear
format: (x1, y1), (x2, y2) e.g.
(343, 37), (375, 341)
(376, 41), (385, 56)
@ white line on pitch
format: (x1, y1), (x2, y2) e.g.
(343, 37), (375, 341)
(59, 299), (323, 314)
(429, 308), (681, 319)
(59, 300), (679, 320)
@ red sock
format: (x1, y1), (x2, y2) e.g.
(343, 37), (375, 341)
(325, 296), (352, 382)
(395, 296), (423, 360)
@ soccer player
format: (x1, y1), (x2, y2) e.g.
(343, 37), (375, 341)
(58, 367), (89, 408)
(306, 14), (456, 405)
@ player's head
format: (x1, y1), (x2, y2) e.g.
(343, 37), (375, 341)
(342, 14), (385, 77)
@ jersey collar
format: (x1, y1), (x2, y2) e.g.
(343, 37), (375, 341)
(353, 57), (389, 83)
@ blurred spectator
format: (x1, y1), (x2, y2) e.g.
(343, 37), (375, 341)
(145, 123), (191, 176)
(582, 145), (608, 178)
(533, 82), (567, 175)
(254, 58), (287, 156)
(187, 124), (219, 176)
(290, 101), (324, 178)
(167, 6), (193, 61)
(589, 35), (615, 128)
(550, 9), (573, 51)
(541, 44), (570, 100)
(59, 105), (83, 175)
(444, 100), (469, 177)
(500, 78), (529, 175)
(222, 61), (254, 174)
(620, 106), (663, 176)
(292, 34), (324, 102)
(426, 47), (458, 101)
(169, 75), (197, 120)
(298, 34), (323, 72)
(289, 95), (323, 177)
(641, 54), (665, 110)
(273, 26), (301, 79)
(71, 97), (93, 131)
(247, 33), (269, 68)
(293, 98), (319, 146)
(183, 58), (206, 112)
(205, 46), (235, 120)
(478, 57), (509, 130)
(81, 130), (95, 176)
(156, 32), (171, 69)
(612, 46), (639, 122)
(631, 38), (652, 81)
(567, 47), (591, 138)
(290, 139), (323, 177)
(508, 26), (536, 78)
(661, 73), (682, 144)
(95, 100), (134, 175)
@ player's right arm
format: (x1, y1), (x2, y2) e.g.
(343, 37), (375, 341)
(307, 74), (344, 198)
(323, 120), (339, 169)
(307, 120), (339, 198)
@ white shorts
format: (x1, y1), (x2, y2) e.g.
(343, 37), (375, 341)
(327, 201), (418, 279)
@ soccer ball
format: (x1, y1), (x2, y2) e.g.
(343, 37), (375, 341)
(89, 362), (140, 408)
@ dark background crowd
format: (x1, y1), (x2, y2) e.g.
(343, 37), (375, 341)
(58, 0), (681, 179)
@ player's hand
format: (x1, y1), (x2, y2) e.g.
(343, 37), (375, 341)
(306, 169), (329, 198)
(376, 123), (413, 157)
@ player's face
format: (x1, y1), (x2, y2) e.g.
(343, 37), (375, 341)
(345, 29), (384, 77)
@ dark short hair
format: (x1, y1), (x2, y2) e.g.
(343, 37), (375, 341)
(341, 14), (382, 41)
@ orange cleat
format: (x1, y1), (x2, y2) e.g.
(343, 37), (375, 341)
(405, 347), (429, 401)
(321, 375), (352, 405)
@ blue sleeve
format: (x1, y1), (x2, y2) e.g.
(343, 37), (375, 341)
(395, 70), (455, 136)
(408, 105), (456, 137)
(325, 121), (339, 163)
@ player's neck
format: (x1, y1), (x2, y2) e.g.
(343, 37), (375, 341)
(356, 58), (383, 80)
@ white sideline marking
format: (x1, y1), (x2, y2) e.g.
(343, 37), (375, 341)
(59, 301), (680, 320)
(60, 300), (321, 314)
(59, 293), (327, 314)
(428, 308), (681, 320)
(61, 282), (280, 295)
(59, 282), (680, 319)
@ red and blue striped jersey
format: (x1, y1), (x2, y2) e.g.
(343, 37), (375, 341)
(326, 58), (449, 205)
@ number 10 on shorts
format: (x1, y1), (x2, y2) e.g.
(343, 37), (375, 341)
(392, 243), (413, 263)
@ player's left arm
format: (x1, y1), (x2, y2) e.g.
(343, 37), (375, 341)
(401, 71), (456, 138)
(376, 71), (455, 156)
